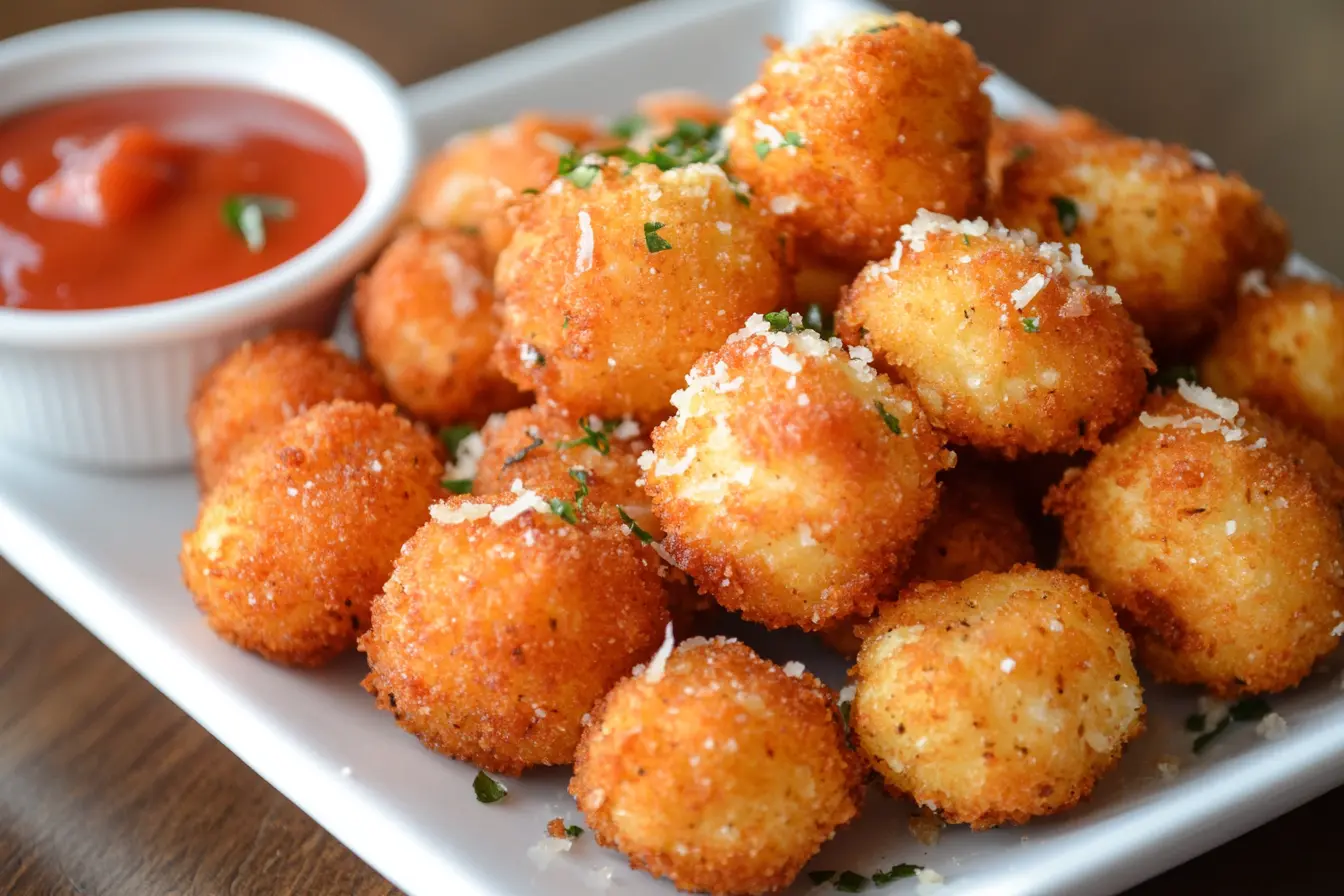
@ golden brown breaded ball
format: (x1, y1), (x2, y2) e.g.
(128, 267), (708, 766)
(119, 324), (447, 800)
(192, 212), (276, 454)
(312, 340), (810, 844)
(992, 134), (1289, 356)
(180, 402), (445, 666)
(986, 110), (1112, 191)
(726, 13), (990, 266)
(852, 566), (1144, 829)
(472, 405), (649, 512)
(360, 493), (670, 774)
(644, 313), (951, 631)
(188, 331), (387, 493)
(494, 162), (789, 423)
(836, 211), (1153, 456)
(354, 227), (524, 426)
(1201, 276), (1344, 464)
(408, 113), (600, 266)
(1046, 385), (1344, 695)
(820, 463), (1036, 656)
(571, 637), (863, 895)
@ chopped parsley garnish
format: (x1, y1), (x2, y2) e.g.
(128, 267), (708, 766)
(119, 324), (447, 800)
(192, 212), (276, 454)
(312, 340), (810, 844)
(502, 431), (544, 468)
(962, 234), (971, 246)
(562, 315), (570, 329)
(548, 497), (579, 525)
(520, 187), (540, 195)
(764, 310), (794, 332)
(672, 119), (710, 143)
(1149, 364), (1198, 391)
(455, 224), (481, 236)
(784, 130), (804, 148)
(1012, 144), (1035, 162)
(618, 506), (654, 544)
(609, 113), (648, 140)
(564, 824), (585, 839)
(754, 141), (772, 160)
(438, 424), (477, 458)
(871, 864), (923, 885)
(569, 468), (590, 509)
(557, 151), (602, 188)
(809, 871), (836, 885)
(588, 119), (728, 172)
(644, 221), (673, 253)
(756, 131), (805, 160)
(1189, 697), (1273, 753)
(803, 303), (834, 339)
(1021, 316), (1040, 333)
(472, 770), (507, 803)
(834, 870), (868, 892)
(442, 479), (473, 494)
(557, 418), (612, 455)
(1050, 195), (1080, 236)
(222, 194), (294, 252)
(874, 400), (903, 436)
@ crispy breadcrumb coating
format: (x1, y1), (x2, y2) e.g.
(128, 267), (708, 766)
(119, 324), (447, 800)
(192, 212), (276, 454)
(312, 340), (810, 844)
(188, 331), (386, 493)
(1047, 389), (1344, 695)
(727, 12), (990, 265)
(571, 638), (863, 895)
(180, 402), (445, 665)
(852, 566), (1144, 828)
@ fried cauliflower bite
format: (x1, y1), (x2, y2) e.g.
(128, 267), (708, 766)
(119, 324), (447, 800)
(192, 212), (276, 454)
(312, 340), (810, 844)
(1046, 386), (1344, 696)
(571, 638), (863, 895)
(354, 227), (524, 426)
(643, 313), (951, 631)
(1201, 276), (1344, 464)
(180, 402), (445, 666)
(836, 211), (1153, 456)
(820, 463), (1036, 656)
(852, 567), (1145, 829)
(986, 110), (1112, 191)
(726, 13), (990, 267)
(494, 162), (789, 423)
(360, 493), (670, 774)
(187, 331), (386, 493)
(408, 113), (600, 266)
(991, 134), (1289, 356)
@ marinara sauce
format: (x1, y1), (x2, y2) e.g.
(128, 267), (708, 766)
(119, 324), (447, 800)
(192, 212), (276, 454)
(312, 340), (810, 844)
(0, 86), (365, 311)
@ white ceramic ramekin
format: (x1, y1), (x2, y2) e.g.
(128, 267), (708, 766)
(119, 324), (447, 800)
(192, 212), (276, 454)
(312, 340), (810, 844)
(0, 10), (415, 468)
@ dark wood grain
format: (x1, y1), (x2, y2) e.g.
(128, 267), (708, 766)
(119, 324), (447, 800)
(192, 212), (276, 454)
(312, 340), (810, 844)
(1, 2), (1341, 895)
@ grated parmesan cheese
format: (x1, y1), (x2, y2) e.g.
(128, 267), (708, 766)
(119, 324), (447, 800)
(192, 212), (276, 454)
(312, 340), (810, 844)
(527, 836), (572, 869)
(782, 661), (806, 678)
(642, 622), (676, 682)
(942, 19), (961, 36)
(430, 501), (492, 525)
(769, 346), (803, 373)
(575, 210), (594, 274)
(1239, 268), (1271, 297)
(1010, 273), (1047, 309)
(439, 249), (485, 317)
(1255, 713), (1288, 741)
(1178, 380), (1239, 421)
(444, 431), (485, 480)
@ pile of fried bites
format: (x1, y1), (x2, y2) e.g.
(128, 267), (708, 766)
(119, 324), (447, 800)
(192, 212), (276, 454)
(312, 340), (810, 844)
(179, 12), (1344, 895)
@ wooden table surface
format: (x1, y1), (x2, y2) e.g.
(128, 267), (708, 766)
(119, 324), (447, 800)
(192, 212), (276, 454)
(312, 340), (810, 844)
(2, 2), (1342, 894)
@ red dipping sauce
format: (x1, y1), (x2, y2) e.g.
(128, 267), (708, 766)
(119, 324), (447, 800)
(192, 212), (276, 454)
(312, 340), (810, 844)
(0, 86), (366, 311)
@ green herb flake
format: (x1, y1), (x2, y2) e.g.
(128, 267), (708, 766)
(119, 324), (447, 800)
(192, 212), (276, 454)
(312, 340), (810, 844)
(764, 310), (794, 332)
(874, 400), (903, 436)
(871, 864), (923, 885)
(783, 130), (804, 148)
(834, 870), (869, 892)
(809, 871), (836, 885)
(754, 141), (772, 160)
(644, 221), (673, 253)
(564, 824), (585, 839)
(1148, 364), (1198, 391)
(473, 770), (507, 803)
(803, 303), (834, 339)
(1192, 697), (1274, 752)
(520, 187), (540, 195)
(222, 194), (294, 252)
(672, 118), (709, 143)
(1012, 144), (1035, 162)
(567, 165), (600, 188)
(962, 234), (971, 246)
(502, 431), (544, 468)
(1021, 316), (1040, 333)
(562, 315), (570, 329)
(441, 479), (473, 494)
(456, 224), (481, 236)
(548, 497), (579, 525)
(557, 418), (612, 455)
(438, 424), (477, 459)
(569, 468), (590, 509)
(618, 506), (654, 544)
(1050, 195), (1080, 236)
(610, 113), (648, 140)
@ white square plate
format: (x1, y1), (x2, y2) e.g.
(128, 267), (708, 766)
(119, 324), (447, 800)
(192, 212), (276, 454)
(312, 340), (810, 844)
(2, 1), (1341, 894)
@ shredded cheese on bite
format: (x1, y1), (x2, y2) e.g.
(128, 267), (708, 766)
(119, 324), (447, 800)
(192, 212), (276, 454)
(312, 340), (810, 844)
(639, 622), (676, 682)
(575, 210), (594, 274)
